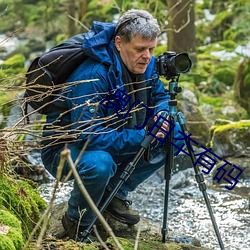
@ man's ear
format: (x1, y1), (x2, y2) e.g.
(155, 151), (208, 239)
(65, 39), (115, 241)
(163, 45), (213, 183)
(115, 36), (122, 51)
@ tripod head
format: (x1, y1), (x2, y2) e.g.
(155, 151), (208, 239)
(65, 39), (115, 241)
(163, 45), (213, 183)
(168, 76), (182, 100)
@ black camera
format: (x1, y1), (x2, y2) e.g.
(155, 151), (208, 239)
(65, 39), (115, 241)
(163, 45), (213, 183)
(156, 51), (192, 79)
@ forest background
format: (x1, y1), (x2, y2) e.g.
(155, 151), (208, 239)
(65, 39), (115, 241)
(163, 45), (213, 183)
(0, 0), (250, 123)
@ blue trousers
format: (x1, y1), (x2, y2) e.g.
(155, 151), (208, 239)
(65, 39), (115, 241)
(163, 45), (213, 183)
(41, 123), (184, 226)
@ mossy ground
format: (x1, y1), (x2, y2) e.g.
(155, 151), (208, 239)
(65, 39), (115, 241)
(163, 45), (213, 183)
(28, 235), (211, 250)
(27, 201), (211, 250)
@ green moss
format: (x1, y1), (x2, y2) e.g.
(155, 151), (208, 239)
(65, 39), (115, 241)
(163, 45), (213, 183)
(0, 235), (16, 250)
(7, 228), (24, 249)
(105, 237), (207, 250)
(0, 209), (21, 229)
(210, 120), (250, 149)
(213, 120), (250, 133)
(0, 175), (47, 239)
(0, 209), (24, 249)
(0, 54), (26, 86)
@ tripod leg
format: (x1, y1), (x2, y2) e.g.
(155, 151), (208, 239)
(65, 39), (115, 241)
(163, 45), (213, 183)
(162, 115), (175, 243)
(177, 112), (225, 250)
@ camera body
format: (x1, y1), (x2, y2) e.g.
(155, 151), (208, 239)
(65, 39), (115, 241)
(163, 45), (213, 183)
(156, 51), (192, 79)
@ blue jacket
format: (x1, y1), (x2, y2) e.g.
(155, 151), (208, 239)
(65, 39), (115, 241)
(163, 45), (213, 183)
(44, 21), (170, 156)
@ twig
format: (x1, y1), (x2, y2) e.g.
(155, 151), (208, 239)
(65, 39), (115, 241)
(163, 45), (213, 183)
(93, 225), (110, 250)
(68, 14), (89, 31)
(134, 220), (142, 250)
(61, 148), (124, 250)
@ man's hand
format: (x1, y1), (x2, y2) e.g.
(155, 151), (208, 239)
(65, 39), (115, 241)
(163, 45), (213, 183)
(154, 111), (170, 139)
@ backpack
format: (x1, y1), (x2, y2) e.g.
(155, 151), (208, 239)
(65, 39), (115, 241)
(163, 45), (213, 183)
(24, 34), (87, 115)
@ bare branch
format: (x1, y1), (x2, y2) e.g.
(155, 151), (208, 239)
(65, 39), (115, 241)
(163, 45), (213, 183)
(63, 148), (124, 250)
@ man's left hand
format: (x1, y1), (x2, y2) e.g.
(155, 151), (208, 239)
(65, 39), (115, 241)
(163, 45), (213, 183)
(154, 111), (170, 139)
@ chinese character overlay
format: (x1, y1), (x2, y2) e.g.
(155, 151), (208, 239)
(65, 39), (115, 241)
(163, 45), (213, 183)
(134, 104), (154, 130)
(100, 88), (139, 119)
(147, 115), (175, 144)
(171, 130), (199, 157)
(194, 145), (222, 174)
(213, 160), (243, 190)
(101, 89), (244, 190)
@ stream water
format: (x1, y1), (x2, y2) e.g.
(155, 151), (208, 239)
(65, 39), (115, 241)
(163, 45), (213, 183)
(38, 167), (250, 250)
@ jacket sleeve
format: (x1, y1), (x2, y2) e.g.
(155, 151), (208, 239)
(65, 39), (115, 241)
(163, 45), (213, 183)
(65, 61), (146, 156)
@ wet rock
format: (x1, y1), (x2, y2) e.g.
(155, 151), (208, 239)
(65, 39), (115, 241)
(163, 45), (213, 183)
(170, 168), (194, 189)
(179, 100), (211, 145)
(45, 201), (209, 250)
(210, 120), (250, 158)
(212, 156), (250, 183)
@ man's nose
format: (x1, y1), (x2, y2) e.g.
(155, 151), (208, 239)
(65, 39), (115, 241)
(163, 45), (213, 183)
(142, 49), (151, 59)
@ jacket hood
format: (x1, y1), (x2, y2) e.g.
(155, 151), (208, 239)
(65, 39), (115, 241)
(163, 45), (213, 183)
(82, 21), (116, 65)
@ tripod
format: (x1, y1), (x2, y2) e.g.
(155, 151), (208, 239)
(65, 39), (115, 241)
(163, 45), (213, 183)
(161, 76), (225, 249)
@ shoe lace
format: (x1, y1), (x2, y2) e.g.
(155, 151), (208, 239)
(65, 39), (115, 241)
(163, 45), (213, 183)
(123, 199), (132, 209)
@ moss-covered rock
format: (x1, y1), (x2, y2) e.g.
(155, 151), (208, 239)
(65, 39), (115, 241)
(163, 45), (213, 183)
(179, 100), (210, 146)
(212, 156), (250, 185)
(0, 174), (47, 239)
(106, 237), (210, 250)
(40, 202), (211, 250)
(0, 209), (24, 250)
(210, 120), (250, 158)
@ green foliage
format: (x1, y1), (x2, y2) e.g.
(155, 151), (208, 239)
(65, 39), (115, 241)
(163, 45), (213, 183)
(0, 54), (26, 84)
(196, 0), (250, 47)
(192, 40), (242, 95)
(213, 67), (235, 86)
(1, 54), (25, 69)
(199, 95), (224, 107)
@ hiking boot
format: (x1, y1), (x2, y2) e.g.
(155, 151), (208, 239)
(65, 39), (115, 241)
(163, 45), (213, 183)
(61, 213), (97, 243)
(105, 196), (140, 225)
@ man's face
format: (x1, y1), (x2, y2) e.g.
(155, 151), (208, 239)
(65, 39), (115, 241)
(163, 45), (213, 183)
(115, 35), (157, 74)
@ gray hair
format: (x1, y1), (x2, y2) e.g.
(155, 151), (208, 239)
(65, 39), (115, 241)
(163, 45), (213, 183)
(115, 9), (160, 43)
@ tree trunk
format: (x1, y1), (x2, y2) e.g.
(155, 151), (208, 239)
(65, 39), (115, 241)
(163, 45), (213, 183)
(167, 0), (196, 63)
(78, 0), (88, 20)
(67, 0), (77, 36)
